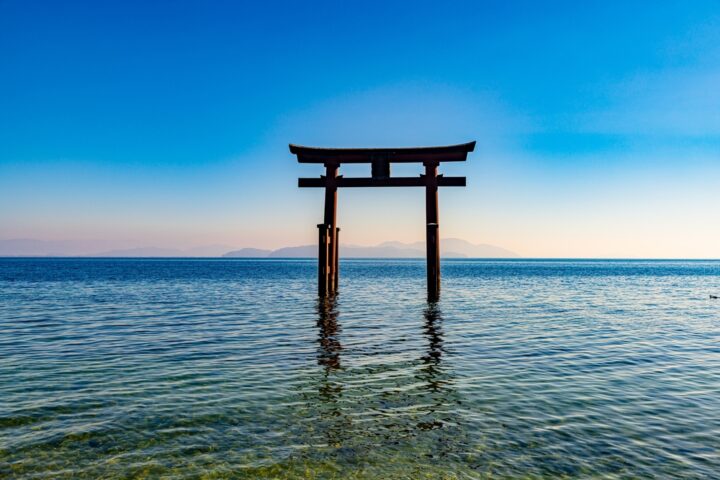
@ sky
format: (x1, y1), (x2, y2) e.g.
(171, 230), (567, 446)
(1, 0), (719, 257)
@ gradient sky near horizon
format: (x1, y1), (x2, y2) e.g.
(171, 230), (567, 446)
(1, 0), (719, 257)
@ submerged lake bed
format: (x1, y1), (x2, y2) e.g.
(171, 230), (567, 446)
(1, 258), (719, 479)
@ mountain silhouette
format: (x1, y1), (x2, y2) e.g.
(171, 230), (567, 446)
(0, 238), (518, 258)
(224, 238), (518, 258)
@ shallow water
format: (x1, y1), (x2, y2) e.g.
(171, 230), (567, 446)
(1, 258), (719, 479)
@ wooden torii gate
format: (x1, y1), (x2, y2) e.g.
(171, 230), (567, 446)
(292, 141), (474, 300)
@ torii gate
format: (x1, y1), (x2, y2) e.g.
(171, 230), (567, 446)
(292, 141), (474, 300)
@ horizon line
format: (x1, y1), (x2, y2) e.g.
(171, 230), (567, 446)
(2, 256), (720, 261)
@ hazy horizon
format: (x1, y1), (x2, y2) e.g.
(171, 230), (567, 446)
(2, 1), (719, 258)
(3, 236), (720, 259)
(0, 236), (520, 258)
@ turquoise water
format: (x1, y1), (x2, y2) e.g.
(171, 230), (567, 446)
(1, 258), (719, 479)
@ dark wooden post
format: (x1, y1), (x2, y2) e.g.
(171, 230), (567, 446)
(323, 162), (339, 295)
(317, 224), (329, 296)
(424, 161), (440, 300)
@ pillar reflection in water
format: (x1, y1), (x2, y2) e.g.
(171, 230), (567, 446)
(297, 298), (467, 468)
(311, 295), (349, 450)
(316, 295), (341, 371)
(420, 301), (445, 395)
(414, 301), (456, 436)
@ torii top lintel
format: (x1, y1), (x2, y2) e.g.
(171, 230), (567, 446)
(289, 141), (475, 164)
(293, 141), (473, 188)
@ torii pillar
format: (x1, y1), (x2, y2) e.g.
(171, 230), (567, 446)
(293, 142), (475, 300)
(424, 160), (440, 299)
(317, 161), (339, 296)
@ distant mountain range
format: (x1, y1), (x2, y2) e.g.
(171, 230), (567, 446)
(0, 238), (519, 258)
(0, 239), (236, 257)
(224, 239), (518, 258)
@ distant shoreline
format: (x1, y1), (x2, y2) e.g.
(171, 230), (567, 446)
(2, 257), (719, 261)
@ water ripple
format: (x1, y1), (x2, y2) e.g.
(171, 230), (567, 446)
(1, 258), (719, 478)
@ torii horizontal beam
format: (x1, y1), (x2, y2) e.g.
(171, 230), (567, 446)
(298, 176), (466, 188)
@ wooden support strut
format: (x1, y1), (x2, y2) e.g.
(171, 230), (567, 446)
(333, 227), (340, 292)
(317, 224), (329, 296)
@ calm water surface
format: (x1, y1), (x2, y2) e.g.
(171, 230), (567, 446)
(1, 258), (719, 479)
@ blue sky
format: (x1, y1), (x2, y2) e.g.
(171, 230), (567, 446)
(1, 0), (719, 256)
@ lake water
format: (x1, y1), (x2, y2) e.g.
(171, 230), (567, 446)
(1, 258), (719, 479)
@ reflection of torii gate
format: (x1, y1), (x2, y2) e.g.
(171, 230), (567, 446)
(292, 141), (475, 300)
